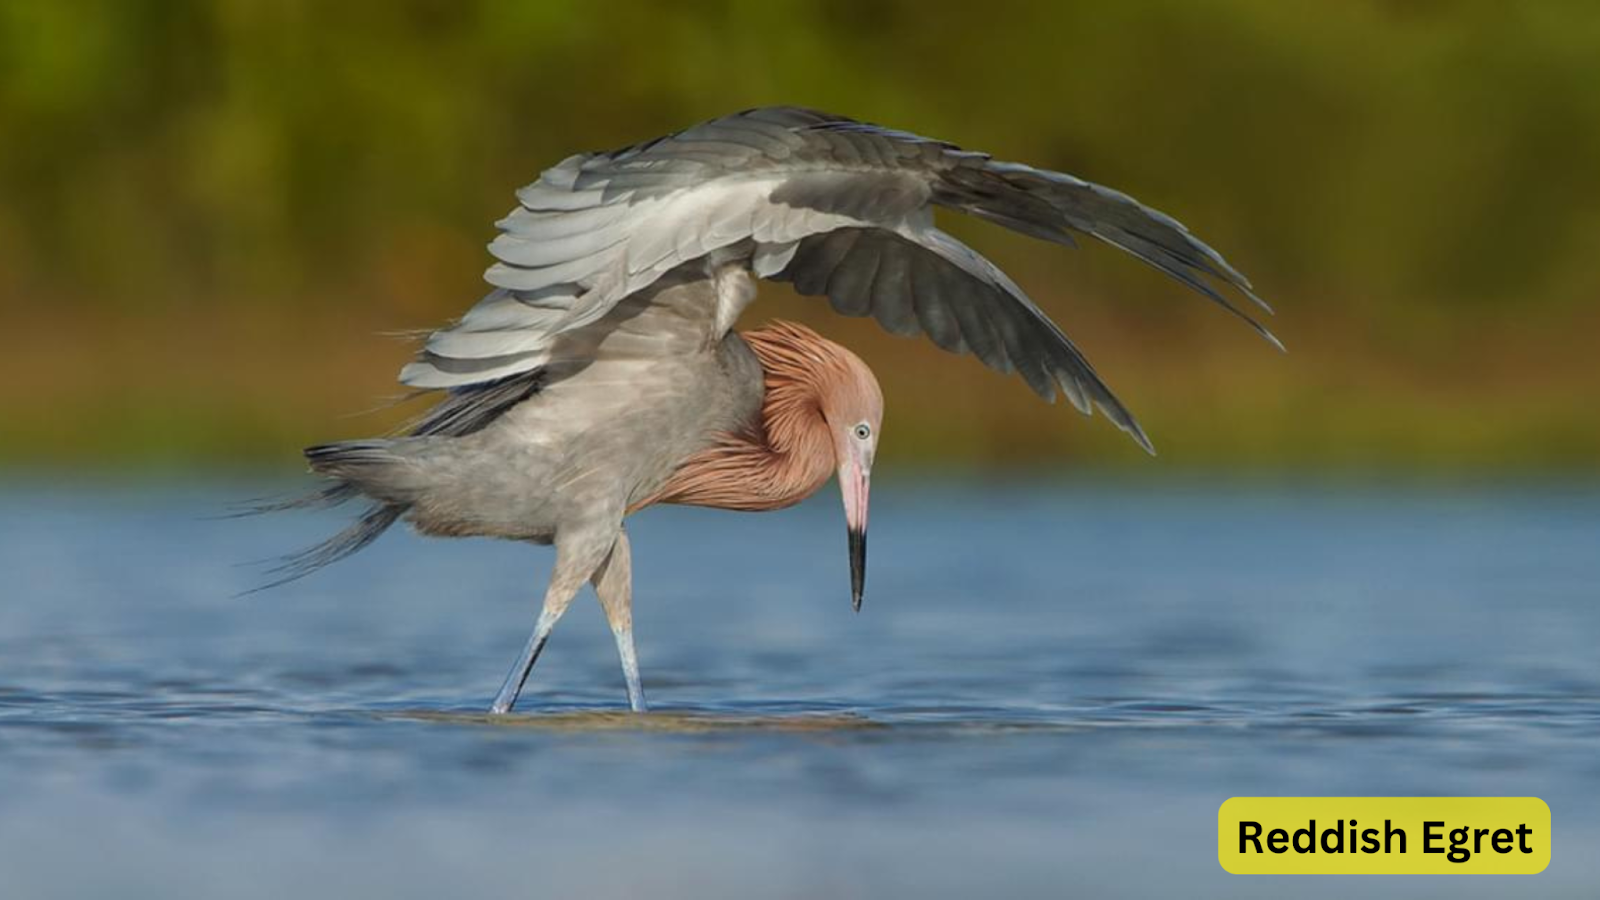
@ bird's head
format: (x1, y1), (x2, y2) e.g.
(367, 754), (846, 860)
(742, 320), (884, 612)
(816, 344), (883, 613)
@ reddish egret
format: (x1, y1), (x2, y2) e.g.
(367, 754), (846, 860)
(276, 107), (1276, 713)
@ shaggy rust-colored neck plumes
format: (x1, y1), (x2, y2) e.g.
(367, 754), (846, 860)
(646, 321), (882, 512)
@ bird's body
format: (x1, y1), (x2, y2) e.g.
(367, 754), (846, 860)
(277, 107), (1275, 713)
(321, 265), (768, 544)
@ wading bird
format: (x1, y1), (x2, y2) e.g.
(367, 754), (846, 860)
(276, 107), (1276, 713)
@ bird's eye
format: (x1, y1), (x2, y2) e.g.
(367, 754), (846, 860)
(853, 423), (872, 441)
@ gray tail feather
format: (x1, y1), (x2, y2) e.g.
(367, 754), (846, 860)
(241, 439), (419, 593)
(223, 481), (361, 518)
(244, 501), (405, 595)
(303, 439), (432, 504)
(246, 374), (542, 592)
(304, 439), (405, 480)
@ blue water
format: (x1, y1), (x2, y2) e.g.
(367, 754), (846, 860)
(0, 479), (1596, 897)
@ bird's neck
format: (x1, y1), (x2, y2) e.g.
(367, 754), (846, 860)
(644, 426), (833, 513)
(639, 326), (838, 513)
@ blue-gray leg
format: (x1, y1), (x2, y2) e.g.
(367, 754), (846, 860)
(490, 604), (558, 714)
(592, 529), (646, 712)
(489, 525), (614, 715)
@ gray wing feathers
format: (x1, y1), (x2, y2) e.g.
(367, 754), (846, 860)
(772, 226), (1152, 451)
(941, 162), (1275, 332)
(398, 107), (1269, 450)
(400, 287), (575, 388)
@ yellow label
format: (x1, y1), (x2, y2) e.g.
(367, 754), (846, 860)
(1218, 797), (1550, 874)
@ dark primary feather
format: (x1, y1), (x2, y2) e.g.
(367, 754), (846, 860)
(801, 116), (1276, 336)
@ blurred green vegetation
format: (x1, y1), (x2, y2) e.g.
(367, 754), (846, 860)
(1, 0), (1597, 473)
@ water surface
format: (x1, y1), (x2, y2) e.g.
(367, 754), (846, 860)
(1, 480), (1596, 897)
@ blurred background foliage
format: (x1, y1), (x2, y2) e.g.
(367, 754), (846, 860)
(0, 0), (1596, 474)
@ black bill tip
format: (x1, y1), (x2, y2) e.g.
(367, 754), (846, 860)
(848, 526), (866, 612)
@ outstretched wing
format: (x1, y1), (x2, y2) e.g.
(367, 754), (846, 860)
(400, 107), (1275, 452)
